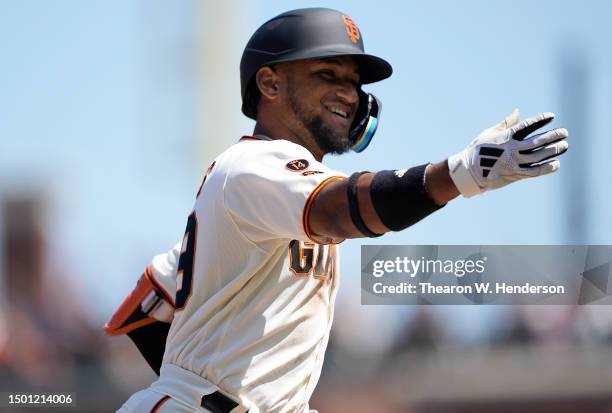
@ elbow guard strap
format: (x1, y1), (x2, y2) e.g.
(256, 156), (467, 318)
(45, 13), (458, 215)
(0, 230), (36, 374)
(347, 172), (383, 237)
(370, 164), (443, 231)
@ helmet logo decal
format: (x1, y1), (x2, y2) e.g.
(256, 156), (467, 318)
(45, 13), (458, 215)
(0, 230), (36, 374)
(341, 15), (360, 43)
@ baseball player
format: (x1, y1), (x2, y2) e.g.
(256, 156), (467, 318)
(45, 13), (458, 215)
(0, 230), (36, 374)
(105, 7), (569, 413)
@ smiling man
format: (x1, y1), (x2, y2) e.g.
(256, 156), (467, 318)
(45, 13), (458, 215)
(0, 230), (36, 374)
(255, 57), (362, 158)
(109, 7), (569, 413)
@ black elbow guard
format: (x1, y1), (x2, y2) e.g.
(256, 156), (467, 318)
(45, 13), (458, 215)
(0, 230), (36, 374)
(126, 321), (170, 376)
(370, 164), (443, 231)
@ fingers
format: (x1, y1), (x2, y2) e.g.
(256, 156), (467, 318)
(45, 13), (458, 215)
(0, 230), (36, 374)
(511, 112), (555, 141)
(520, 127), (569, 151)
(503, 108), (520, 129)
(518, 140), (569, 167)
(520, 159), (561, 177)
(491, 108), (520, 131)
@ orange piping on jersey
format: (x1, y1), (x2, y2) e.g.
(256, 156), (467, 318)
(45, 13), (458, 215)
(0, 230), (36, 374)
(301, 176), (346, 245)
(239, 135), (264, 141)
(144, 265), (176, 308)
(105, 317), (158, 336)
(150, 395), (171, 413)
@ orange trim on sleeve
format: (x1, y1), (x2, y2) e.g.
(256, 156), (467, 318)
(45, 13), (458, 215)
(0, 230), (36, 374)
(144, 265), (175, 308)
(302, 176), (346, 244)
(105, 317), (158, 337)
(104, 273), (160, 336)
(150, 395), (171, 413)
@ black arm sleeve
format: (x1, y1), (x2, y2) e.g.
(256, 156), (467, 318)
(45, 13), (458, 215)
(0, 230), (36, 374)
(370, 164), (444, 231)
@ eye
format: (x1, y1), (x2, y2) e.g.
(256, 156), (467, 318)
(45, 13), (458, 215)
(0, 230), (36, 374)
(317, 70), (335, 80)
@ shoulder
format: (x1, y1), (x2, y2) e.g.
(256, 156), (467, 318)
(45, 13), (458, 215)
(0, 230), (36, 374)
(234, 138), (314, 159)
(221, 139), (319, 173)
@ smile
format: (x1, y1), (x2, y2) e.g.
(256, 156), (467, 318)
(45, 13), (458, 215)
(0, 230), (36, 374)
(326, 106), (349, 119)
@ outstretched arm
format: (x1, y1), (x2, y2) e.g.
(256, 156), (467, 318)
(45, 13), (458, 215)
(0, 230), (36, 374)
(308, 110), (568, 242)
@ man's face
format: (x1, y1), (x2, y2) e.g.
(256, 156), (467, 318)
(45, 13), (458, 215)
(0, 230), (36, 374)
(278, 56), (360, 155)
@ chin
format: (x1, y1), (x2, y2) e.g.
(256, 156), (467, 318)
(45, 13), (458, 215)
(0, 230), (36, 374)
(315, 131), (352, 155)
(299, 112), (352, 155)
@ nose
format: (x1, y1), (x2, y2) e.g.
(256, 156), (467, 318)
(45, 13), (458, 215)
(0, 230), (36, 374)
(336, 81), (359, 106)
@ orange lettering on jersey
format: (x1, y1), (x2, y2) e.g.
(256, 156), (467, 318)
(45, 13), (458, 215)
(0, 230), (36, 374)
(341, 15), (360, 44)
(288, 240), (335, 283)
(313, 244), (335, 282)
(289, 240), (313, 276)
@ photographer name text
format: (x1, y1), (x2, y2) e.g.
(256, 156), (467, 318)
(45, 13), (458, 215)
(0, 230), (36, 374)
(372, 282), (565, 295)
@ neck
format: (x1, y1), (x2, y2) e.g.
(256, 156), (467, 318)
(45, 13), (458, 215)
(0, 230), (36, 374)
(253, 115), (325, 162)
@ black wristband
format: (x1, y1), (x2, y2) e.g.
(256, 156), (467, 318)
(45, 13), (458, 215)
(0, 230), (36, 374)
(370, 164), (443, 232)
(347, 172), (383, 237)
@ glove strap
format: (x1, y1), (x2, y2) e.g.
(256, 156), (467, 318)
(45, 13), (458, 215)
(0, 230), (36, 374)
(448, 151), (482, 198)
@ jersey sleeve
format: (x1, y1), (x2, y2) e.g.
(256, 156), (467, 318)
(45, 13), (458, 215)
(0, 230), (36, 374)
(146, 242), (180, 318)
(104, 242), (180, 336)
(223, 141), (346, 244)
(137, 242), (181, 323)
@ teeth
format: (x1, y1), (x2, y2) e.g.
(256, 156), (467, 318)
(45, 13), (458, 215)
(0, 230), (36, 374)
(329, 107), (348, 118)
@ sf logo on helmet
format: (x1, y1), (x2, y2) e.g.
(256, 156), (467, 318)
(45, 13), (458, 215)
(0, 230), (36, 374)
(341, 15), (360, 43)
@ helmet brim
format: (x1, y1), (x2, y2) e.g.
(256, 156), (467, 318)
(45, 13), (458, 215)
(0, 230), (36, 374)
(352, 53), (393, 84)
(255, 49), (392, 85)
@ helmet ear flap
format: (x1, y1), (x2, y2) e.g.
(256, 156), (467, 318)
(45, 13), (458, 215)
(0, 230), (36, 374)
(350, 90), (382, 153)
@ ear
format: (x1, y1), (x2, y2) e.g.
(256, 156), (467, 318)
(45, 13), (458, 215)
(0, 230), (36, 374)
(255, 66), (280, 100)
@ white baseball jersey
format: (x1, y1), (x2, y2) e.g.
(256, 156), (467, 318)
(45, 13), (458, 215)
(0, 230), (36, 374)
(149, 136), (346, 413)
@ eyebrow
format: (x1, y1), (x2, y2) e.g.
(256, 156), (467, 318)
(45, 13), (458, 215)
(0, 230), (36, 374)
(313, 58), (360, 83)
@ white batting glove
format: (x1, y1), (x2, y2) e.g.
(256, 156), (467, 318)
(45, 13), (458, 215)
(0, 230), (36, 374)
(448, 109), (569, 197)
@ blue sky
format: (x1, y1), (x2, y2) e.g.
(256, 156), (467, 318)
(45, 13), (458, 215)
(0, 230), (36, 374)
(1, 1), (611, 327)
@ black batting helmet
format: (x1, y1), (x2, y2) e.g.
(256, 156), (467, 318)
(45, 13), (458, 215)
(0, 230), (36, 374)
(240, 7), (393, 120)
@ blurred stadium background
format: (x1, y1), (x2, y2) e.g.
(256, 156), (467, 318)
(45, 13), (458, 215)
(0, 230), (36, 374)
(1, 1), (612, 412)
